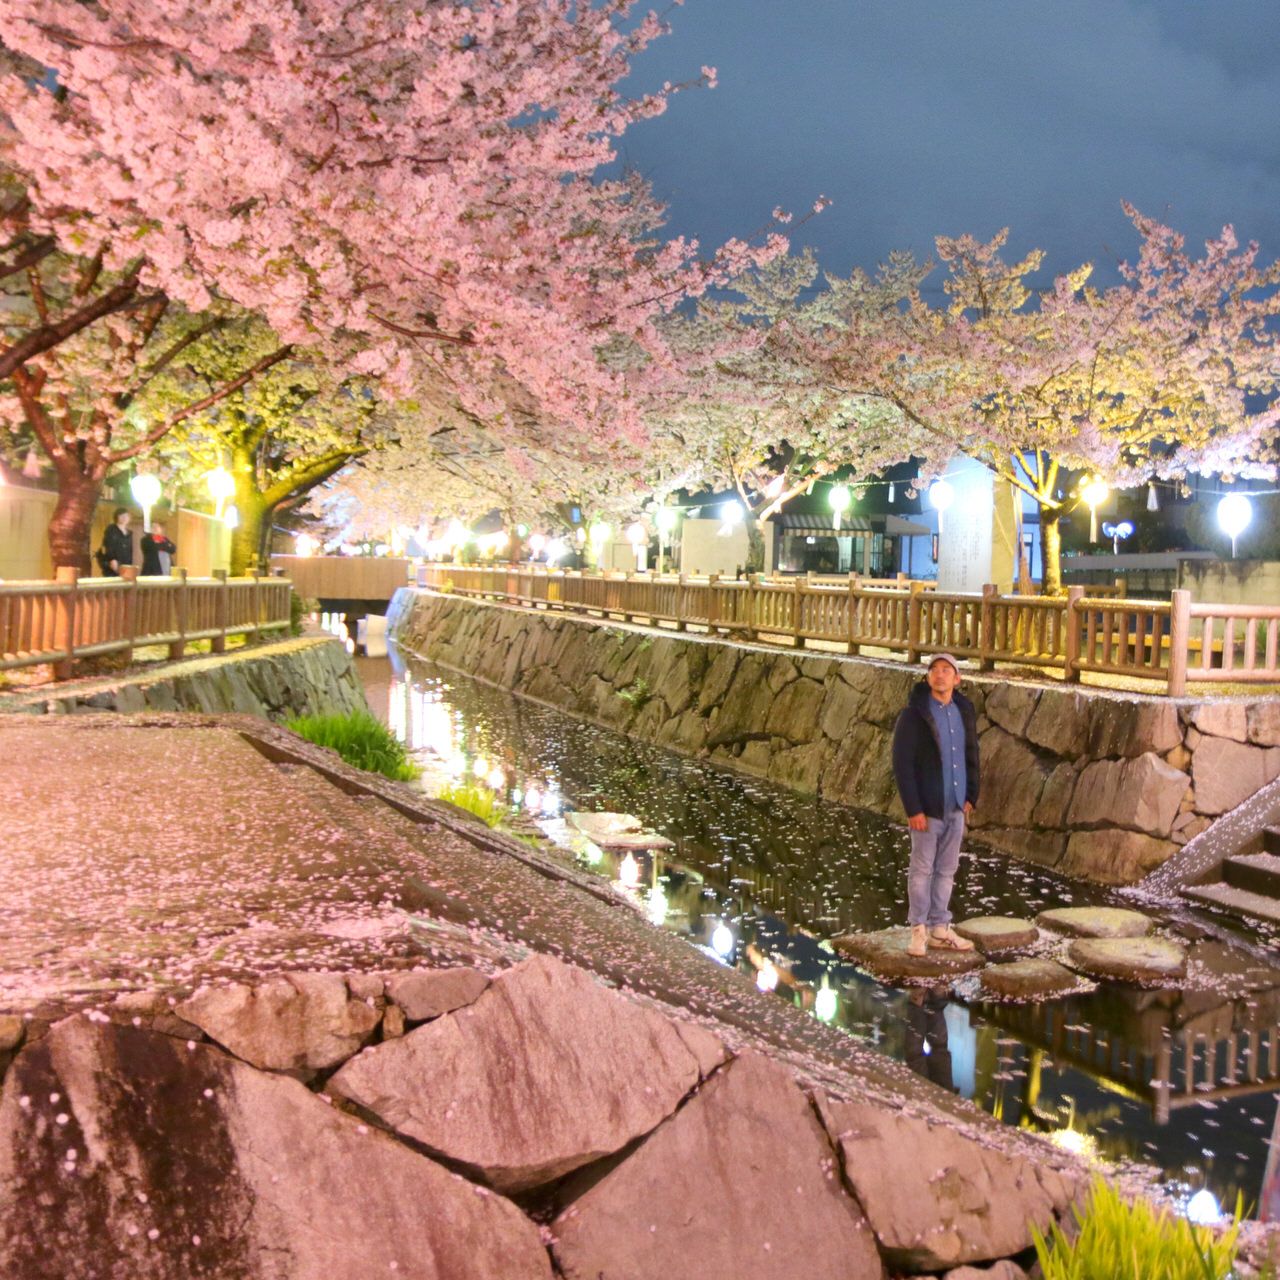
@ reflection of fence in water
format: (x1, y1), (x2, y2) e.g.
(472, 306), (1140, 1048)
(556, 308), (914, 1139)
(978, 992), (1280, 1124)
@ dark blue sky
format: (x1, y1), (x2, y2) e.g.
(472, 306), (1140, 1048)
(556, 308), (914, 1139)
(616, 1), (1280, 287)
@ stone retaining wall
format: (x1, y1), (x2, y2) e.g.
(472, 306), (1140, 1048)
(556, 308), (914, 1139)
(0, 953), (1083, 1278)
(0, 634), (368, 722)
(390, 590), (1280, 885)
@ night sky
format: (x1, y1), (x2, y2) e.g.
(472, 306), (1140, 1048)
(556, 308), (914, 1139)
(616, 1), (1280, 288)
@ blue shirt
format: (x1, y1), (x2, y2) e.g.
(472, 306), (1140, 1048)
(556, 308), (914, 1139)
(928, 695), (967, 813)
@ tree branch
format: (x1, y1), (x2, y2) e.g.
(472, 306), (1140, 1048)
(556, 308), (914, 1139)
(263, 446), (366, 508)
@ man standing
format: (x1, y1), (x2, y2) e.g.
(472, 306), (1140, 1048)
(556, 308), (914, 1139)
(99, 508), (134, 577)
(140, 521), (177, 576)
(891, 653), (980, 958)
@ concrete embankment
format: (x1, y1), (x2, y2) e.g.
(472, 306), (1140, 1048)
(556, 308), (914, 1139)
(389, 589), (1280, 885)
(0, 634), (368, 722)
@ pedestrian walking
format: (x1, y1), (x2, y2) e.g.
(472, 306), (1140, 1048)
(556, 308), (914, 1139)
(891, 653), (980, 958)
(140, 521), (176, 576)
(98, 508), (134, 577)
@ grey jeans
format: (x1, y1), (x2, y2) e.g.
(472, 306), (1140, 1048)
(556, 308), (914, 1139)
(907, 810), (966, 927)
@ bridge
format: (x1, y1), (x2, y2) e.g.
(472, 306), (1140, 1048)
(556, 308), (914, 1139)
(269, 555), (415, 615)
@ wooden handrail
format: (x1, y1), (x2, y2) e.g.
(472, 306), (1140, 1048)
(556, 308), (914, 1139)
(416, 564), (1280, 695)
(0, 571), (294, 673)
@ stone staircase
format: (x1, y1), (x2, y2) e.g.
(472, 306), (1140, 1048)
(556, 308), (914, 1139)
(1182, 825), (1280, 925)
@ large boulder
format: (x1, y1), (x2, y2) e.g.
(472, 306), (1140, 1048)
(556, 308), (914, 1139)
(177, 973), (380, 1073)
(551, 1053), (883, 1280)
(969, 729), (1047, 830)
(706, 654), (776, 748)
(1065, 754), (1189, 838)
(817, 1096), (1079, 1271)
(1085, 698), (1182, 759)
(1192, 737), (1280, 815)
(766, 677), (826, 744)
(983, 685), (1040, 737)
(1058, 829), (1177, 884)
(0, 1016), (552, 1280)
(328, 953), (701, 1193)
(1024, 690), (1090, 758)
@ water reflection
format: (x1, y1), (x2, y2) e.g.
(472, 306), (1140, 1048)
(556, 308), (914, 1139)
(378, 651), (1280, 1213)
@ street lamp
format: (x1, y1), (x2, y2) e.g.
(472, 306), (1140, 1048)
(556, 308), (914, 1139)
(1080, 476), (1110, 543)
(206, 466), (234, 519)
(828, 483), (851, 531)
(295, 533), (318, 557)
(223, 504), (240, 530)
(588, 520), (610, 566)
(626, 520), (647, 571)
(719, 500), (743, 536)
(929, 479), (954, 534)
(1217, 493), (1252, 559)
(129, 473), (162, 533)
(655, 505), (678, 574)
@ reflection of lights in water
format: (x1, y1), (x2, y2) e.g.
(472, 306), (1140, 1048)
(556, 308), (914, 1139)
(618, 852), (640, 889)
(472, 756), (488, 778)
(524, 786), (542, 811)
(646, 885), (667, 926)
(540, 788), (561, 817)
(1049, 1128), (1095, 1158)
(448, 752), (468, 777)
(485, 766), (505, 791)
(1185, 1189), (1221, 1225)
(511, 788), (523, 807)
(755, 961), (779, 993)
(814, 984), (838, 1023)
(710, 922), (735, 959)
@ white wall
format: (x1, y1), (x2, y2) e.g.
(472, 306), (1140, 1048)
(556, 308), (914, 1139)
(678, 518), (750, 577)
(1179, 559), (1280, 606)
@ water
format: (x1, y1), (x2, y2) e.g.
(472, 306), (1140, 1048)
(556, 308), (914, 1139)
(359, 645), (1280, 1218)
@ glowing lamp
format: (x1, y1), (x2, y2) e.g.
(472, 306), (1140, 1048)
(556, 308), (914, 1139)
(295, 533), (318, 558)
(618, 852), (640, 889)
(516, 523), (529, 538)
(1080, 476), (1110, 542)
(588, 521), (610, 558)
(206, 466), (235, 517)
(828, 483), (851, 531)
(1100, 519), (1134, 556)
(626, 521), (646, 546)
(529, 533), (547, 556)
(929, 479), (954, 534)
(710, 921), (734, 959)
(447, 518), (468, 547)
(1217, 493), (1252, 558)
(655, 506), (678, 534)
(1185, 1189), (1221, 1226)
(755, 961), (779, 993)
(575, 526), (586, 545)
(720, 500), (743, 525)
(814, 983), (838, 1023)
(129, 473), (162, 532)
(646, 885), (668, 927)
(223, 504), (240, 530)
(546, 537), (567, 564)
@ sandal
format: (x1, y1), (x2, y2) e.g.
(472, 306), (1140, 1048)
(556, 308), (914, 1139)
(929, 926), (975, 952)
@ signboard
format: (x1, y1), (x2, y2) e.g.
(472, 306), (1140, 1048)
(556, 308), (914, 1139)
(936, 458), (994, 594)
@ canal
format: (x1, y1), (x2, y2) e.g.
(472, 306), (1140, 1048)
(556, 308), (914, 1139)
(353, 636), (1280, 1219)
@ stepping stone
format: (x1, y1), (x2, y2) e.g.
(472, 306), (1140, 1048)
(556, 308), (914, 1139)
(1065, 937), (1187, 985)
(980, 958), (1082, 1001)
(1035, 907), (1151, 939)
(954, 917), (1038, 954)
(567, 811), (674, 850)
(831, 928), (985, 982)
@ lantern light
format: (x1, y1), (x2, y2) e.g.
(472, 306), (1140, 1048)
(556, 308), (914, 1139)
(223, 504), (240, 530)
(529, 533), (547, 557)
(1080, 476), (1110, 543)
(295, 533), (318, 558)
(755, 961), (779, 993)
(626, 521), (646, 546)
(720, 500), (743, 525)
(710, 921), (734, 960)
(1217, 493), (1252, 558)
(516, 523), (529, 538)
(829, 483), (851, 531)
(575, 526), (586, 545)
(814, 982), (839, 1023)
(588, 520), (610, 548)
(618, 852), (640, 889)
(206, 466), (235, 518)
(887, 481), (896, 504)
(129, 473), (162, 532)
(546, 537), (567, 564)
(655, 506), (678, 533)
(1147, 482), (1159, 512)
(929, 479), (954, 534)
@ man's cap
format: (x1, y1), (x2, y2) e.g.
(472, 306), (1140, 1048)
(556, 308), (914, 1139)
(926, 652), (961, 675)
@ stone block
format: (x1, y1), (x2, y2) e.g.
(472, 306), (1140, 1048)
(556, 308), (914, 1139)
(984, 684), (1040, 737)
(1032, 762), (1078, 829)
(1248, 701), (1280, 747)
(816, 1094), (1079, 1271)
(0, 1017), (552, 1280)
(551, 1053), (882, 1280)
(1191, 737), (1280, 815)
(1187, 701), (1249, 742)
(1065, 753), (1190, 838)
(765, 653), (800, 692)
(696, 645), (740, 712)
(1024, 690), (1089, 758)
(706, 653), (775, 748)
(765, 676), (826, 743)
(1059, 830), (1177, 884)
(767, 741), (827, 793)
(328, 954), (701, 1193)
(384, 968), (489, 1022)
(1086, 698), (1182, 758)
(177, 973), (380, 1073)
(970, 727), (1047, 830)
(975, 827), (1067, 868)
(819, 677), (865, 740)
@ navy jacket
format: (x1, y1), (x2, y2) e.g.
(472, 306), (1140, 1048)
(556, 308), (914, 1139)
(891, 681), (980, 820)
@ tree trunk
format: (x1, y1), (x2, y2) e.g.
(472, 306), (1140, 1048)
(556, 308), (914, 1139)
(1039, 505), (1063, 595)
(744, 514), (765, 574)
(229, 501), (270, 576)
(47, 473), (104, 574)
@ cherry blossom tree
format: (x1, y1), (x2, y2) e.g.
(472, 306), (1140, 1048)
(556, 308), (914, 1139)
(778, 209), (1280, 591)
(0, 0), (785, 452)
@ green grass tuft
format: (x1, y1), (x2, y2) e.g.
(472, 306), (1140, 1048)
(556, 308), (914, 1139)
(434, 781), (507, 827)
(287, 711), (421, 782)
(1033, 1178), (1241, 1280)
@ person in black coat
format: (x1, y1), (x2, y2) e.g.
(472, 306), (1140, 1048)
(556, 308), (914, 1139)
(100, 509), (134, 577)
(891, 653), (980, 958)
(140, 521), (176, 576)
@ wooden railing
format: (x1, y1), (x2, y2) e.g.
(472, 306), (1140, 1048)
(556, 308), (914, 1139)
(0, 568), (292, 677)
(415, 565), (1280, 696)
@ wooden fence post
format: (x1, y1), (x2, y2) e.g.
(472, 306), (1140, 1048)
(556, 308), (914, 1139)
(745, 573), (759, 640)
(52, 566), (78, 680)
(212, 568), (229, 653)
(1168, 588), (1191, 697)
(979, 583), (997, 672)
(707, 574), (720, 633)
(1064, 585), (1085, 683)
(793, 575), (806, 649)
(676, 574), (687, 631)
(846, 572), (859, 655)
(169, 568), (189, 660)
(119, 566), (139, 664)
(250, 570), (264, 643)
(906, 580), (925, 665)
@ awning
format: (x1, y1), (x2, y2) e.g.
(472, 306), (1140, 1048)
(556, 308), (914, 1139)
(773, 513), (931, 537)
